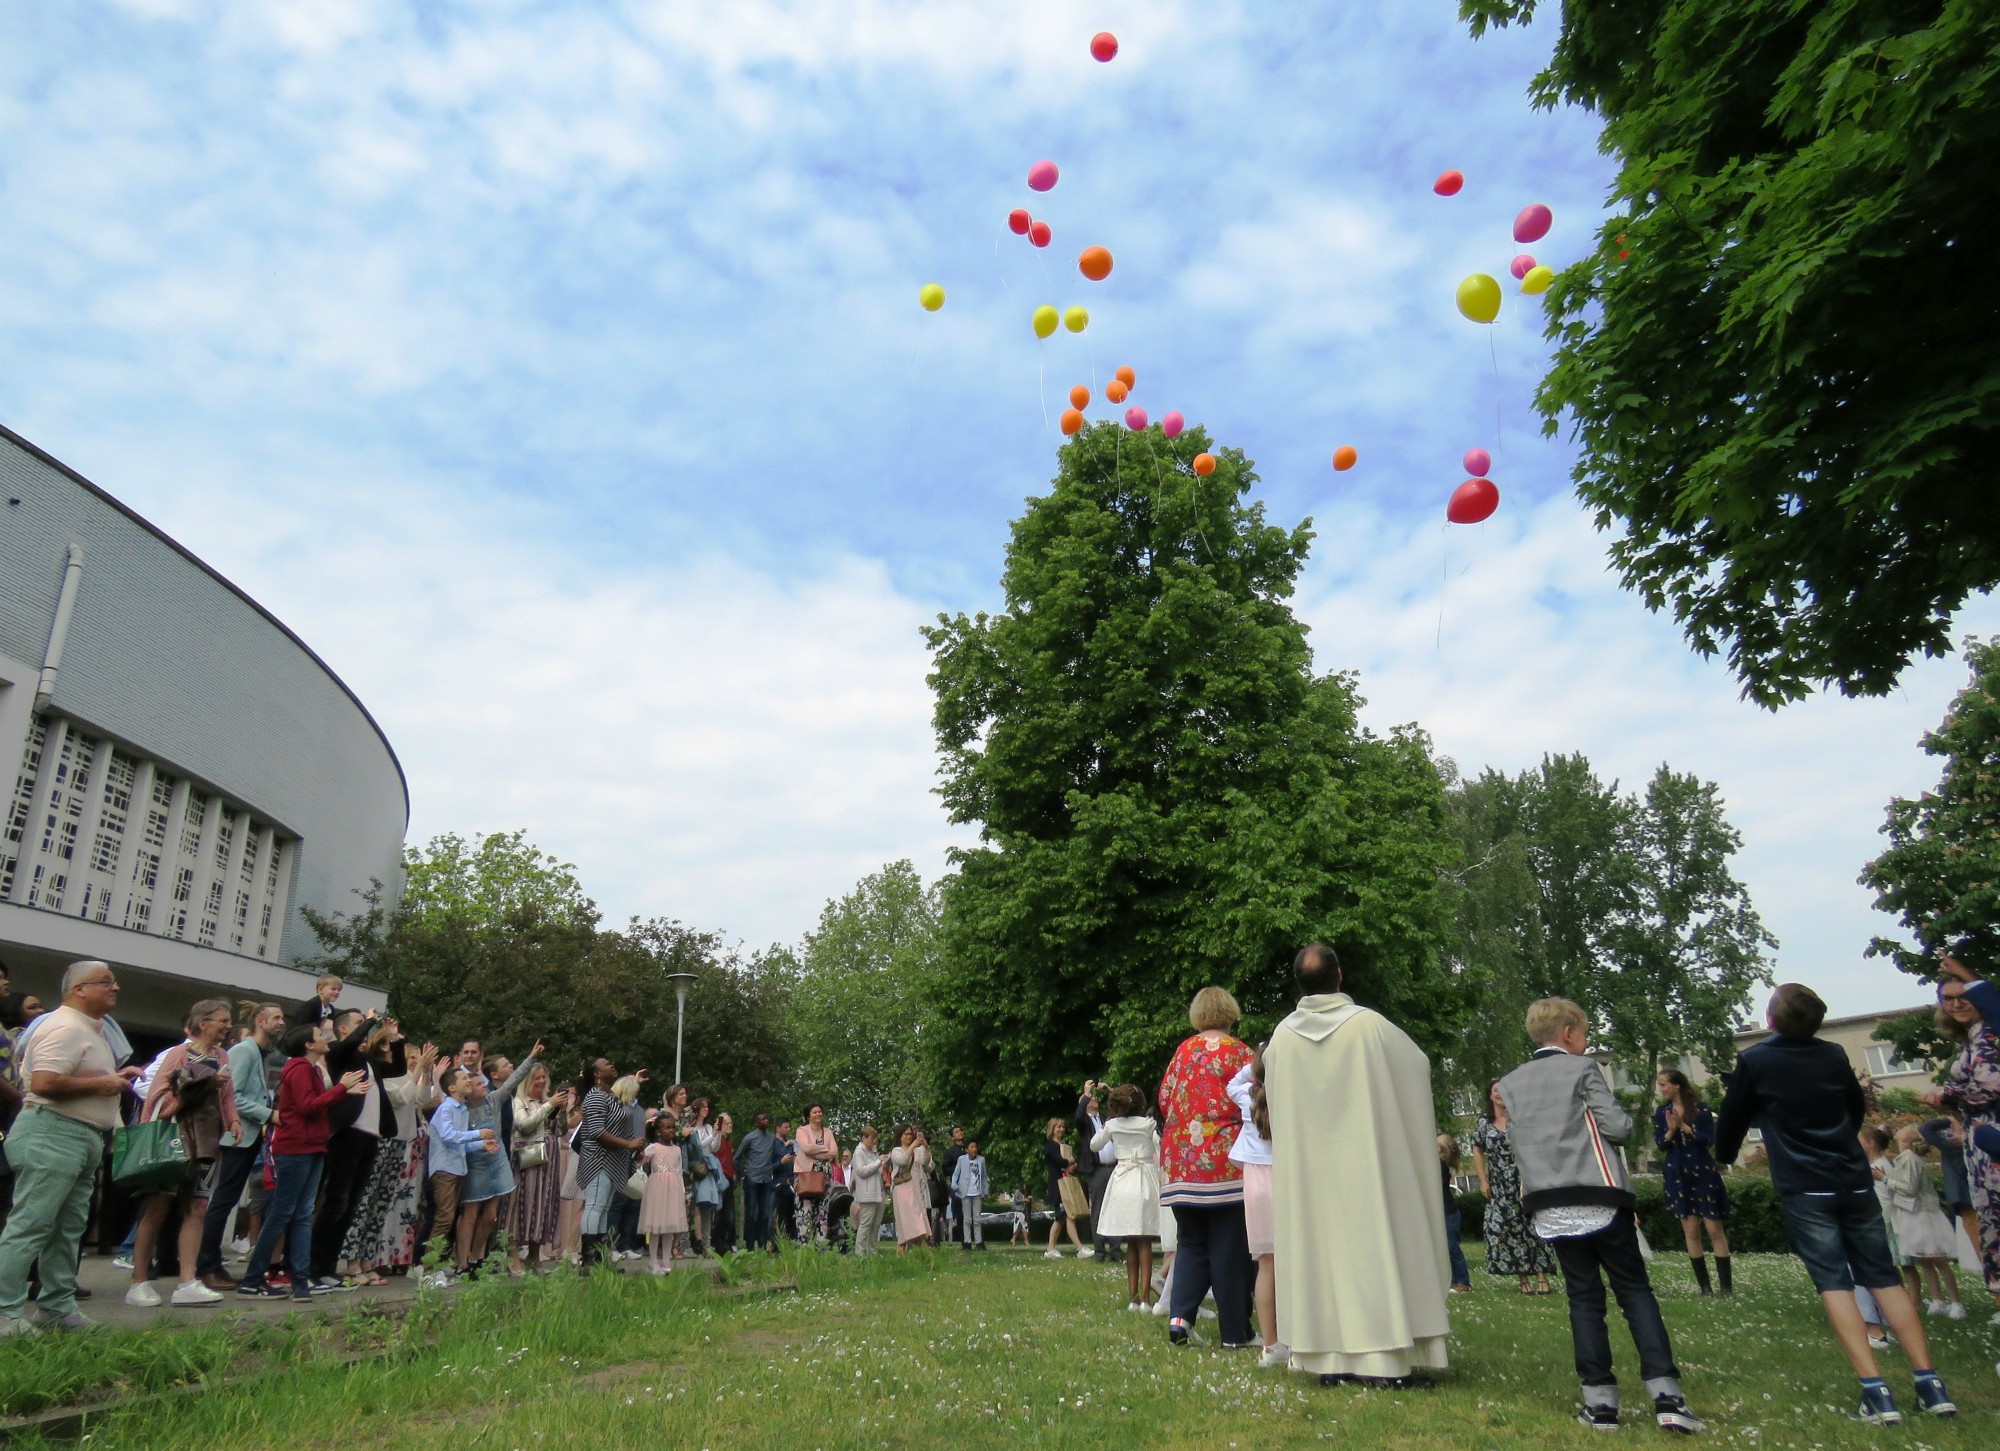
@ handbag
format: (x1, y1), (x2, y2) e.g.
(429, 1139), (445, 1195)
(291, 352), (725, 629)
(112, 1117), (189, 1192)
(622, 1167), (648, 1200)
(795, 1164), (828, 1198)
(1057, 1173), (1091, 1220)
(518, 1141), (549, 1171)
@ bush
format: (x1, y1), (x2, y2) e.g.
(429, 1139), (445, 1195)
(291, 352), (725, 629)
(1455, 1175), (1793, 1254)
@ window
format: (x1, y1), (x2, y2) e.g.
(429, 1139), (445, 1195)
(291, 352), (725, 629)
(1864, 1044), (1923, 1078)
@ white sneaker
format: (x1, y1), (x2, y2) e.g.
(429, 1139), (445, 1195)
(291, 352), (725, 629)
(1944, 1301), (1967, 1321)
(1867, 1332), (1893, 1351)
(228, 1238), (251, 1258)
(1126, 1301), (1142, 1313)
(1152, 1297), (1171, 1317)
(170, 1280), (222, 1306)
(1077, 1247), (1095, 1260)
(1258, 1342), (1291, 1369)
(1043, 1250), (1062, 1260)
(421, 1271), (454, 1289)
(111, 1256), (135, 1271)
(124, 1282), (162, 1308)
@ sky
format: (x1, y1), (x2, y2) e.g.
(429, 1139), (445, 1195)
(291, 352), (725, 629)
(2, 0), (1990, 1015)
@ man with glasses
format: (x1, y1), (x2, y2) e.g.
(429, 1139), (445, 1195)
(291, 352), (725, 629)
(0, 961), (142, 1334)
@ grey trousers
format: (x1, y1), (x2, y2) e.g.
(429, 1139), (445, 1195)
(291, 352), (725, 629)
(854, 1199), (885, 1254)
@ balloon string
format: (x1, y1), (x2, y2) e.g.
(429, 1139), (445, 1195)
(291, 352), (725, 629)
(1489, 326), (1503, 470)
(1038, 349), (1049, 427)
(1437, 522), (1450, 651)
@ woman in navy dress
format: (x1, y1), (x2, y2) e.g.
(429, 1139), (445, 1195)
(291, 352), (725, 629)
(1654, 1068), (1733, 1296)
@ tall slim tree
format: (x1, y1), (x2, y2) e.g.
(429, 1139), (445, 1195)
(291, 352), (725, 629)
(923, 424), (1458, 1141)
(1600, 766), (1777, 1095)
(786, 861), (942, 1138)
(1462, 1), (2000, 705)
(1861, 637), (2000, 977)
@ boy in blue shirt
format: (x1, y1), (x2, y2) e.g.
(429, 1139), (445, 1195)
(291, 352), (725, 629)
(950, 1139), (989, 1250)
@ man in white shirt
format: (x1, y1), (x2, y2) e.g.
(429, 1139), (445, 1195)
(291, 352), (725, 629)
(0, 961), (142, 1334)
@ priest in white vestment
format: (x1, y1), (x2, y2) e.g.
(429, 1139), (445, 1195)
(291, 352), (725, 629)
(1265, 942), (1451, 1383)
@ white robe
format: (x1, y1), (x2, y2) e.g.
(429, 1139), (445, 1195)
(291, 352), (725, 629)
(1266, 992), (1450, 1379)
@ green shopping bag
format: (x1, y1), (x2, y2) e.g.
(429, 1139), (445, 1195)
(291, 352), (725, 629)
(111, 1118), (188, 1192)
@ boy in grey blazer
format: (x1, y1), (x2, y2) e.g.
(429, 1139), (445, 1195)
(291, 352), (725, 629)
(1499, 998), (1701, 1435)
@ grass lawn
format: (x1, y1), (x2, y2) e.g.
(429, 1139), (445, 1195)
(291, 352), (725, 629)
(8, 1245), (1996, 1449)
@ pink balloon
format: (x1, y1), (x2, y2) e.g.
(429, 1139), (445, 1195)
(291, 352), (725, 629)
(1513, 204), (1552, 244)
(1125, 407), (1148, 431)
(1462, 447), (1492, 476)
(1448, 477), (1500, 524)
(1161, 411), (1185, 439)
(1509, 253), (1536, 280)
(1028, 160), (1059, 192)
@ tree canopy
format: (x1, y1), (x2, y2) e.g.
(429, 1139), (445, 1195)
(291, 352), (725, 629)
(1861, 636), (2000, 979)
(1463, 0), (2000, 705)
(922, 423), (1459, 1142)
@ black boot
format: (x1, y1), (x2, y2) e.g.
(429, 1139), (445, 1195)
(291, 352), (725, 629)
(1715, 1255), (1733, 1298)
(1690, 1255), (1712, 1295)
(579, 1234), (601, 1273)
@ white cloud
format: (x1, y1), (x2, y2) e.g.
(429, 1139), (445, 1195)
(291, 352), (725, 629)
(1297, 494), (2000, 1017)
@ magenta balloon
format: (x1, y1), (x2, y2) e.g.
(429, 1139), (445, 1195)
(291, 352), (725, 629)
(1027, 160), (1059, 192)
(1513, 204), (1552, 244)
(1509, 253), (1536, 280)
(1462, 447), (1492, 476)
(1161, 411), (1185, 440)
(1125, 407), (1148, 432)
(1447, 477), (1500, 524)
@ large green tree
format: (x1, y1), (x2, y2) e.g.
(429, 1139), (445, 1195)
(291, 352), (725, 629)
(784, 860), (942, 1139)
(1463, 0), (2000, 705)
(923, 424), (1458, 1143)
(1861, 636), (2000, 979)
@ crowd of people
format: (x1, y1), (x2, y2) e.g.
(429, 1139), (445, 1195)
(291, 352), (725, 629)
(1, 943), (1996, 1434)
(0, 961), (1028, 1332)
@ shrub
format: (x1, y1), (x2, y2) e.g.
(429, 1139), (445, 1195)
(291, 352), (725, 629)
(1457, 1175), (1794, 1254)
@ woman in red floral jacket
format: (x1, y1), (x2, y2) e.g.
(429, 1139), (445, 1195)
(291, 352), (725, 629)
(1158, 986), (1254, 1347)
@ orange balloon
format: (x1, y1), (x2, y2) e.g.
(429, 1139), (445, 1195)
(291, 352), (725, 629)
(1333, 445), (1358, 472)
(1192, 453), (1216, 477)
(1068, 385), (1090, 410)
(1060, 408), (1085, 436)
(1106, 379), (1129, 403)
(1078, 245), (1113, 282)
(1114, 365), (1136, 388)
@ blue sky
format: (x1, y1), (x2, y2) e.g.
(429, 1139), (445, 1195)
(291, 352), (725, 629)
(4, 0), (1991, 1015)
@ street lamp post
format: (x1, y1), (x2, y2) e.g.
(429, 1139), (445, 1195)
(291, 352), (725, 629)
(667, 970), (698, 1085)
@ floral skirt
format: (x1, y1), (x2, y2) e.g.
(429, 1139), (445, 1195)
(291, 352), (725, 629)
(343, 1132), (426, 1267)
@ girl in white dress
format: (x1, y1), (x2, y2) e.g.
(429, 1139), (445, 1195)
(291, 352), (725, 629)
(1887, 1125), (1967, 1318)
(1090, 1084), (1162, 1312)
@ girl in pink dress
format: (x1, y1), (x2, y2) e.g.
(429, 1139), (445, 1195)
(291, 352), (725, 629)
(638, 1118), (688, 1274)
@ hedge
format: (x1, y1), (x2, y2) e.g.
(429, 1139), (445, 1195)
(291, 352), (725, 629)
(1451, 1174), (1792, 1254)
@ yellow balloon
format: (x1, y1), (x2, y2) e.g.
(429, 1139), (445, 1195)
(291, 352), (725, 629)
(1032, 304), (1059, 339)
(1064, 306), (1089, 333)
(1456, 272), (1502, 324)
(1520, 265), (1554, 295)
(919, 282), (945, 312)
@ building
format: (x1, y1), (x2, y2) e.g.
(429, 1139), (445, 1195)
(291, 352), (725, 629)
(1, 424), (402, 1041)
(1695, 1008), (1935, 1094)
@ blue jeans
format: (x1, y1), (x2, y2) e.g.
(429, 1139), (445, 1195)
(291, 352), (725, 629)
(1550, 1214), (1680, 1402)
(242, 1152), (323, 1297)
(1444, 1205), (1472, 1286)
(1778, 1189), (1900, 1293)
(745, 1181), (776, 1250)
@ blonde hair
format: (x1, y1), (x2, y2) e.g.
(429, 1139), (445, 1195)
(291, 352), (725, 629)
(1525, 997), (1588, 1045)
(611, 1075), (642, 1104)
(1189, 986), (1241, 1032)
(1045, 1117), (1066, 1140)
(314, 973), (343, 992)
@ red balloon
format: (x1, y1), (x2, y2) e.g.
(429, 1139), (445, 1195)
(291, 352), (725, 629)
(1090, 31), (1118, 62)
(1008, 208), (1031, 235)
(1433, 169), (1464, 196)
(1447, 477), (1500, 524)
(1029, 219), (1052, 248)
